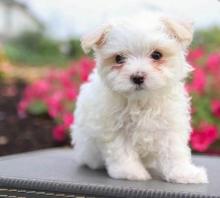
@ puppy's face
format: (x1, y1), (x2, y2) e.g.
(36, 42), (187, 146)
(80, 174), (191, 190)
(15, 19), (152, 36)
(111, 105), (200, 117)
(81, 13), (193, 96)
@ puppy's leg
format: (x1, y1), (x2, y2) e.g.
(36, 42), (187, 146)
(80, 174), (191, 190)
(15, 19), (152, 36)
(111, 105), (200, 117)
(103, 135), (151, 181)
(155, 135), (208, 184)
(73, 136), (104, 170)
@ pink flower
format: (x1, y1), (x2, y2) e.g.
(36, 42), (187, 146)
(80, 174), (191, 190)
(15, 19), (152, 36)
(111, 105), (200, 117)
(206, 53), (220, 74)
(186, 67), (206, 94)
(211, 100), (220, 118)
(46, 92), (64, 118)
(187, 48), (204, 63)
(190, 123), (218, 152)
(53, 125), (66, 142)
(67, 66), (76, 76)
(31, 80), (51, 98)
(65, 88), (77, 101)
(17, 57), (94, 142)
(59, 71), (73, 88)
(63, 113), (74, 128)
(79, 58), (94, 82)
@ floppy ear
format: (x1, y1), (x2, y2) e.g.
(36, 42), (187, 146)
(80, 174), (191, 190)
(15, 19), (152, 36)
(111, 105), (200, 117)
(81, 25), (111, 53)
(161, 17), (193, 49)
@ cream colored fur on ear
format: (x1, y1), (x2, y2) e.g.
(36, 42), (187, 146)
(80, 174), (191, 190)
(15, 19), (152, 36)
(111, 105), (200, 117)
(81, 25), (111, 53)
(162, 17), (193, 49)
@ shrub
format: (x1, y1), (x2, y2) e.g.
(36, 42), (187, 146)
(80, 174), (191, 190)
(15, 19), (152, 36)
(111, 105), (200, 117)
(192, 27), (220, 52)
(67, 39), (84, 59)
(187, 48), (220, 153)
(5, 31), (68, 66)
(18, 57), (94, 141)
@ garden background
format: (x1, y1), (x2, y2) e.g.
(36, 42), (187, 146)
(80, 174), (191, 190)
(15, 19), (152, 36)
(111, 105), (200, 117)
(0, 0), (220, 156)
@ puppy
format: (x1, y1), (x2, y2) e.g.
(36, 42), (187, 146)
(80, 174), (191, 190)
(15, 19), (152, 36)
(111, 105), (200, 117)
(71, 12), (208, 183)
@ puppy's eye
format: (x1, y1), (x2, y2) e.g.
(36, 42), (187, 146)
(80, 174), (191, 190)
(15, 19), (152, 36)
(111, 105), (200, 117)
(115, 54), (126, 64)
(151, 50), (162, 60)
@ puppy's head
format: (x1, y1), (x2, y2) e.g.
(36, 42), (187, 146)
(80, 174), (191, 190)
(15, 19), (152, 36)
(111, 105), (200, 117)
(81, 13), (193, 96)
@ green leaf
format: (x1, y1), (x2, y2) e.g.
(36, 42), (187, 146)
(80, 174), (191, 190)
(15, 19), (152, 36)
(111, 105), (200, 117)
(27, 100), (48, 115)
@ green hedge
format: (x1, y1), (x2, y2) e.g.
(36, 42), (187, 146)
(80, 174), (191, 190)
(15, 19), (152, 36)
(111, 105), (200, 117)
(192, 27), (220, 52)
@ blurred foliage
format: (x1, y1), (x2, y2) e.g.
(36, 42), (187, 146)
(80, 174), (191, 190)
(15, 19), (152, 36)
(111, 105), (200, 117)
(67, 39), (84, 59)
(3, 26), (220, 67)
(28, 100), (48, 115)
(192, 94), (214, 126)
(0, 50), (10, 79)
(5, 45), (69, 66)
(192, 27), (220, 52)
(3, 31), (92, 67)
(4, 31), (69, 66)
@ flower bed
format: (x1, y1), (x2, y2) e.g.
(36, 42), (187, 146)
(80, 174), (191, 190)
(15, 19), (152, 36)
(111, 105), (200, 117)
(0, 80), (55, 156)
(187, 48), (220, 154)
(18, 58), (94, 142)
(17, 50), (220, 154)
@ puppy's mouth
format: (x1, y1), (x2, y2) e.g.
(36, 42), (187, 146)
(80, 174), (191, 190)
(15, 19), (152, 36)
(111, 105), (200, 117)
(134, 85), (145, 91)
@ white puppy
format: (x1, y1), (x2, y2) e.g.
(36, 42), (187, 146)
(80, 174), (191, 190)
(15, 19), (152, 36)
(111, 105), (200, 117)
(71, 12), (208, 183)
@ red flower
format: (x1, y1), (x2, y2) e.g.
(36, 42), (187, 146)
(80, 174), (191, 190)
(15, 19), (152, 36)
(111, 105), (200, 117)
(65, 87), (77, 101)
(190, 123), (218, 152)
(59, 71), (73, 88)
(186, 67), (206, 94)
(53, 125), (66, 142)
(79, 58), (94, 81)
(46, 92), (64, 118)
(17, 57), (94, 142)
(63, 113), (74, 128)
(67, 65), (77, 76)
(187, 48), (204, 63)
(211, 100), (220, 118)
(30, 80), (50, 98)
(206, 53), (220, 74)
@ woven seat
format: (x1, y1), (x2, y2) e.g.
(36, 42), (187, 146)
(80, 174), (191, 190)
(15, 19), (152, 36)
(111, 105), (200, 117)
(0, 148), (219, 198)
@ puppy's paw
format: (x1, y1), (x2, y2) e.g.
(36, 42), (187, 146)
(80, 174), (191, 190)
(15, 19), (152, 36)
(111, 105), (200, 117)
(107, 162), (151, 181)
(165, 165), (208, 184)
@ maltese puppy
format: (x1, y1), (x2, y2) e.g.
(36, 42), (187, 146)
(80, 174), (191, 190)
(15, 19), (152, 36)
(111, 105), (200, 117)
(71, 12), (208, 184)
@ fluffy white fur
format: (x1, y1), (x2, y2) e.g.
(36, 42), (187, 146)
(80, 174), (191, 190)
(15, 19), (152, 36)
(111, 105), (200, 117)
(71, 12), (208, 183)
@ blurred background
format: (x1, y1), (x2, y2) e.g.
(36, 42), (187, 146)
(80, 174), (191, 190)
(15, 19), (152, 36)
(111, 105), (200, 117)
(0, 0), (220, 156)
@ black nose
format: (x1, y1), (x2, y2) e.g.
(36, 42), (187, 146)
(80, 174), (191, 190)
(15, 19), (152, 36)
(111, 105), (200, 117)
(130, 75), (145, 85)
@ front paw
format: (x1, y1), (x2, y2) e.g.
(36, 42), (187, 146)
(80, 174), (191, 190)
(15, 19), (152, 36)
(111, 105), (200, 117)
(107, 162), (151, 181)
(165, 165), (208, 184)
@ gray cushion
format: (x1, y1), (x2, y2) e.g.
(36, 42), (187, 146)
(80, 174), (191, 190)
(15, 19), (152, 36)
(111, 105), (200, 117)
(0, 148), (219, 198)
